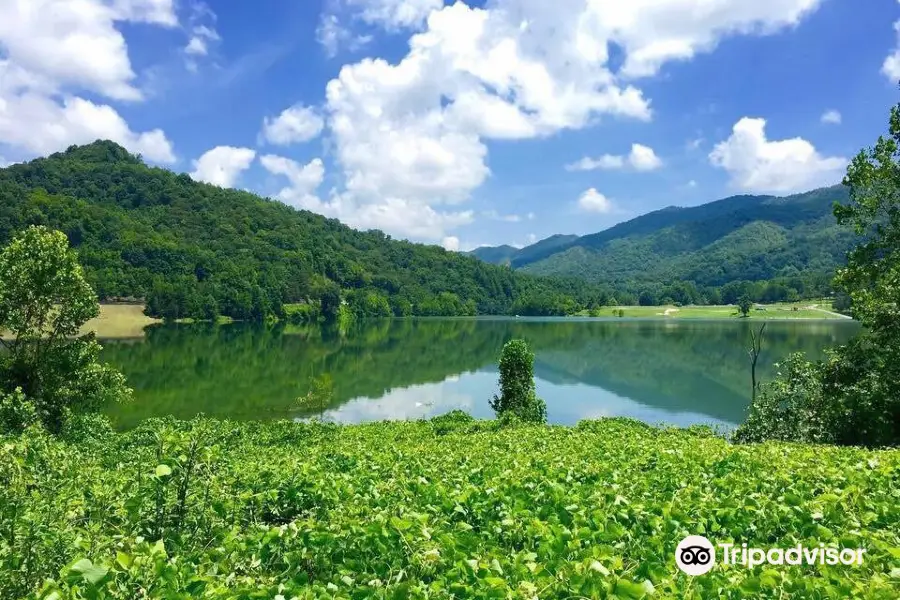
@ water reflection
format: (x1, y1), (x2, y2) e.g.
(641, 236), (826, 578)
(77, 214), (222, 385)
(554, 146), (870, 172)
(100, 318), (860, 429)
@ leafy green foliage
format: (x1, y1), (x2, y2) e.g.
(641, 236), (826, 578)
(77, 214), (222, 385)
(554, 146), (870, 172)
(738, 296), (753, 318)
(490, 339), (546, 423)
(734, 353), (828, 444)
(0, 418), (897, 598)
(0, 226), (131, 432)
(735, 335), (900, 447)
(0, 387), (37, 432)
(0, 141), (606, 321)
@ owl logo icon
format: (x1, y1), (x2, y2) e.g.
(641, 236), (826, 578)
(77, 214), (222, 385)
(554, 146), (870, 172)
(675, 535), (716, 575)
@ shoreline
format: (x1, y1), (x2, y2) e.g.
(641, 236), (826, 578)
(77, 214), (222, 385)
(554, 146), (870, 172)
(23, 302), (852, 340)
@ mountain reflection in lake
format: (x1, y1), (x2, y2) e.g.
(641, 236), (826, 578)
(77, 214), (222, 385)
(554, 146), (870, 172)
(100, 317), (860, 430)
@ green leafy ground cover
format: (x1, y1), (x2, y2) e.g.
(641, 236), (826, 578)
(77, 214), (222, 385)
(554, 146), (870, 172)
(2, 416), (898, 599)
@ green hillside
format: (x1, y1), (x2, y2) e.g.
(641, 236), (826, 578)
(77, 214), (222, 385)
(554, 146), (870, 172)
(0, 141), (607, 320)
(473, 186), (854, 298)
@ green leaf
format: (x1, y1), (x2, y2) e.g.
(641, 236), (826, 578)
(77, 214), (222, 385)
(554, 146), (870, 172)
(115, 551), (132, 569)
(615, 579), (654, 598)
(155, 464), (172, 477)
(68, 558), (109, 586)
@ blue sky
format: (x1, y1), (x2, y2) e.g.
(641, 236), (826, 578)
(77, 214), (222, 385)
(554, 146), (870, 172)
(1, 0), (899, 250)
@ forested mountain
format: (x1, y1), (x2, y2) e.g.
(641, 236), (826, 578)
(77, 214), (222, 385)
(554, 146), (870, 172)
(0, 141), (609, 320)
(472, 186), (854, 303)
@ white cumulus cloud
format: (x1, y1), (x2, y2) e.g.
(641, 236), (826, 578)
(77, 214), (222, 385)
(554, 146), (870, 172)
(345, 0), (444, 29)
(441, 236), (460, 251)
(577, 188), (615, 213)
(883, 12), (900, 81)
(566, 154), (625, 171)
(820, 109), (841, 125)
(0, 0), (179, 101)
(0, 93), (175, 163)
(629, 143), (664, 171)
(260, 105), (325, 146)
(567, 143), (662, 172)
(482, 210), (522, 222)
(184, 25), (220, 57)
(316, 13), (373, 58)
(0, 0), (183, 161)
(190, 146), (257, 188)
(111, 0), (178, 26)
(260, 154), (325, 208)
(307, 0), (825, 241)
(709, 117), (847, 194)
(601, 0), (824, 78)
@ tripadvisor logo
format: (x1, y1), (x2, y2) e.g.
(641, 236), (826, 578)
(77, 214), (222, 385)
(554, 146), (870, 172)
(675, 535), (866, 576)
(675, 535), (716, 575)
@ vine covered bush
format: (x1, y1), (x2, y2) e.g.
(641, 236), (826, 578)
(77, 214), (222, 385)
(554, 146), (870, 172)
(489, 339), (547, 423)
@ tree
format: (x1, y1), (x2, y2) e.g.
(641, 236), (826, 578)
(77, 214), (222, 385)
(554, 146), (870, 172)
(199, 294), (219, 322)
(0, 226), (131, 432)
(747, 323), (767, 401)
(638, 291), (658, 306)
(489, 339), (547, 423)
(737, 295), (753, 318)
(320, 284), (342, 322)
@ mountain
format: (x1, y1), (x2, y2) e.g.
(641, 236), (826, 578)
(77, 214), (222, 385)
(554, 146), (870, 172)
(0, 141), (606, 320)
(469, 244), (518, 265)
(472, 186), (854, 293)
(471, 234), (580, 266)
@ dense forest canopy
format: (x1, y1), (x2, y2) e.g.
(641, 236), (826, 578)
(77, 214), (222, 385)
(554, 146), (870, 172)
(471, 186), (855, 304)
(0, 141), (611, 320)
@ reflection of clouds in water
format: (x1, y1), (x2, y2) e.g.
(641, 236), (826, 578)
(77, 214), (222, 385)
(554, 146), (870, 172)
(319, 381), (476, 424)
(537, 379), (734, 429)
(313, 369), (734, 430)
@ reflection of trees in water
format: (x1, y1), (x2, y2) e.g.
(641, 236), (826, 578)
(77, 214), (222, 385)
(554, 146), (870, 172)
(101, 319), (493, 427)
(518, 320), (858, 424)
(100, 319), (860, 429)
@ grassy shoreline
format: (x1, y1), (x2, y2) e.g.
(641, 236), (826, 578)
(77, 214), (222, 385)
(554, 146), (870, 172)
(2, 415), (897, 598)
(78, 301), (852, 339)
(576, 301), (849, 320)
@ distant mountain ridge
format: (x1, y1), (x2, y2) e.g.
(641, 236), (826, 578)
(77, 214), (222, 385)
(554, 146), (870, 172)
(470, 186), (853, 289)
(469, 234), (578, 266)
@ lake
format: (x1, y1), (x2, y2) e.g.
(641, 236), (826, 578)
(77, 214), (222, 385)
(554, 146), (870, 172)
(99, 317), (860, 430)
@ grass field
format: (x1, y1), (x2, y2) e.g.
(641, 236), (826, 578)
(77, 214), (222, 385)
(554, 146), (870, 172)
(81, 304), (160, 338)
(579, 301), (850, 320)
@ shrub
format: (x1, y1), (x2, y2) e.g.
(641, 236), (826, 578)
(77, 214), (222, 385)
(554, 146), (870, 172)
(734, 338), (900, 447)
(489, 339), (547, 423)
(60, 412), (115, 445)
(733, 353), (830, 444)
(429, 409), (476, 435)
(0, 388), (38, 434)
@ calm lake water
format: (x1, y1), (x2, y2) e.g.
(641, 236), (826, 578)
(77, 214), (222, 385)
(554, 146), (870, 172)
(99, 318), (860, 430)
